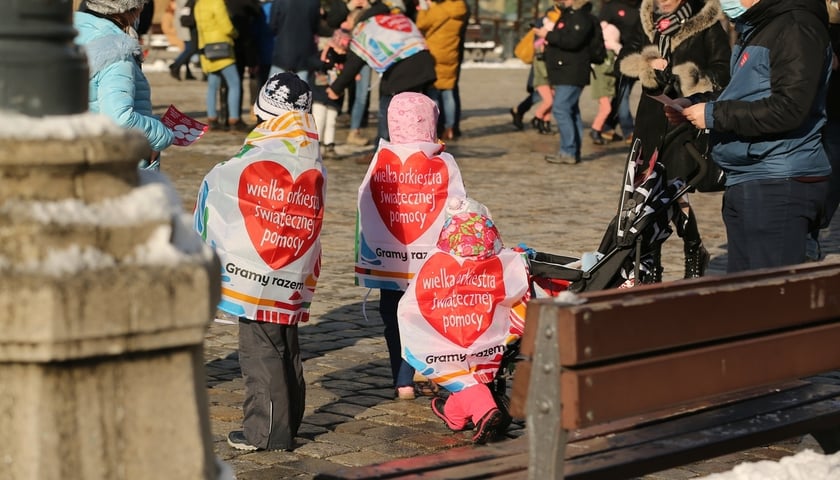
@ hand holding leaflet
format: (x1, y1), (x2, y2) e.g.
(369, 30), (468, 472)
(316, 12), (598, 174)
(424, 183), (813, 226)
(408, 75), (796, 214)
(647, 93), (684, 112)
(161, 105), (209, 146)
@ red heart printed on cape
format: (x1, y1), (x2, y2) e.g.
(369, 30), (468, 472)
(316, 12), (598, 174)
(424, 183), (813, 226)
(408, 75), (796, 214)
(238, 160), (324, 269)
(414, 252), (506, 349)
(376, 14), (413, 33)
(369, 149), (449, 245)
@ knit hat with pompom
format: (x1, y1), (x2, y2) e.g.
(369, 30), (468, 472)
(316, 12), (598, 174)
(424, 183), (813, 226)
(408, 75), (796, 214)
(253, 72), (313, 120)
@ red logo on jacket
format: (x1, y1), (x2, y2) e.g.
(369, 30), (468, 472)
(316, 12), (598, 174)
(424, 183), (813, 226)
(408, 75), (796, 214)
(739, 51), (749, 68)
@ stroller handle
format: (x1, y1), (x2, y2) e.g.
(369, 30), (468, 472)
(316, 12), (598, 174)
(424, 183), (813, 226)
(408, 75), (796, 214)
(662, 122), (713, 192)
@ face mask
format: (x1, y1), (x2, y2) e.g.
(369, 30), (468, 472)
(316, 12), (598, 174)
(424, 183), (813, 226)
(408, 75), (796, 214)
(720, 0), (748, 20)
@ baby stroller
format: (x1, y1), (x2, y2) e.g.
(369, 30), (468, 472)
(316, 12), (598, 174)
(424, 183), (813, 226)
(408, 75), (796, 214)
(528, 125), (715, 293)
(490, 126), (716, 430)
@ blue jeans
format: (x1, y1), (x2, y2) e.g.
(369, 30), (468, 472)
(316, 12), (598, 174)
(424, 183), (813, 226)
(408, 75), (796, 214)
(268, 65), (309, 86)
(172, 32), (197, 69)
(821, 120), (840, 227)
(429, 88), (456, 129)
(551, 84), (584, 158)
(379, 289), (415, 388)
(723, 178), (828, 273)
(351, 65), (371, 130)
(616, 78), (635, 136)
(207, 64), (242, 120)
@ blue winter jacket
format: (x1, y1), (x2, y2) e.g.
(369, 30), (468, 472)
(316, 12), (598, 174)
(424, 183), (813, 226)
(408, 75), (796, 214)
(74, 12), (174, 152)
(705, 0), (831, 186)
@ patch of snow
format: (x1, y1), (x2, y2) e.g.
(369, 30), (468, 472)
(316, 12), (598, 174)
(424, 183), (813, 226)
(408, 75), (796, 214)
(19, 245), (116, 276)
(0, 111), (123, 139)
(5, 182), (177, 227)
(698, 449), (840, 480)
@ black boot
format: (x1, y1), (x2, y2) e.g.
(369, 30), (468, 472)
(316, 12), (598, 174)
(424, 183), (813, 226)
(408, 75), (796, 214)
(530, 117), (541, 131)
(684, 242), (710, 278)
(540, 119), (552, 135)
(169, 64), (181, 81)
(589, 129), (605, 145)
(510, 108), (524, 130)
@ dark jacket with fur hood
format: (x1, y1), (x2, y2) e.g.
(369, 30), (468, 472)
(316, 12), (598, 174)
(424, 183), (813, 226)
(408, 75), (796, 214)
(619, 0), (730, 179)
(543, 0), (599, 87)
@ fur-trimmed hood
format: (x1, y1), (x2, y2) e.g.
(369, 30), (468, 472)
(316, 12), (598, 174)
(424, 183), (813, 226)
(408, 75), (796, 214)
(620, 0), (729, 96)
(639, 0), (722, 51)
(74, 12), (142, 77)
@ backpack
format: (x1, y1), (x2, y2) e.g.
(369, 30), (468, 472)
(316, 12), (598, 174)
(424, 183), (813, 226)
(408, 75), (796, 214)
(588, 15), (606, 65)
(179, 0), (196, 28)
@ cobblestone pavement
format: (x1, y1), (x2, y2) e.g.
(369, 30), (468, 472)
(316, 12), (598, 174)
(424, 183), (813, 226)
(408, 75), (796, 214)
(147, 61), (835, 479)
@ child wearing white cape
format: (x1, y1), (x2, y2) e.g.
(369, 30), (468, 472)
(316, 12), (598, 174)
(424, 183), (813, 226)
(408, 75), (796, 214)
(398, 198), (530, 443)
(194, 72), (325, 451)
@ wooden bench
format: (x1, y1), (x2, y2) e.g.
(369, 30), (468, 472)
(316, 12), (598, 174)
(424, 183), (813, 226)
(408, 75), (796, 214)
(315, 262), (840, 479)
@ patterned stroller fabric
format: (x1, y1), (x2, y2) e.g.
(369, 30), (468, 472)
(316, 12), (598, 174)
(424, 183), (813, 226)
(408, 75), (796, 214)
(600, 143), (684, 286)
(528, 138), (687, 293)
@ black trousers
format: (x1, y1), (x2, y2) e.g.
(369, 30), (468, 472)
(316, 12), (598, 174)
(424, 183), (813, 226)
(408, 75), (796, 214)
(238, 319), (305, 450)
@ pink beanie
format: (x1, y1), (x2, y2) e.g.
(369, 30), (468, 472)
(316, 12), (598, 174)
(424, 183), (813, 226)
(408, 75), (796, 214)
(387, 92), (439, 143)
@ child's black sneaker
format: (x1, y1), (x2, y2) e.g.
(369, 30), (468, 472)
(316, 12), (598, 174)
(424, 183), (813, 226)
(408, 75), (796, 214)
(472, 408), (503, 444)
(227, 430), (258, 451)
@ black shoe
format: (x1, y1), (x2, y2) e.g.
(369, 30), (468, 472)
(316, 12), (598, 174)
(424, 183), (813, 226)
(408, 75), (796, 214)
(169, 64), (181, 81)
(227, 431), (258, 451)
(590, 129), (605, 145)
(684, 243), (710, 278)
(539, 120), (552, 135)
(321, 143), (338, 160)
(510, 108), (524, 130)
(208, 119), (228, 131)
(472, 408), (503, 444)
(228, 121), (251, 133)
(184, 69), (197, 81)
(530, 117), (541, 131)
(602, 130), (623, 142)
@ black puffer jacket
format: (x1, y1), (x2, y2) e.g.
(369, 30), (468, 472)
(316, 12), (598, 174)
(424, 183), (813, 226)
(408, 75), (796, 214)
(619, 0), (730, 180)
(543, 0), (598, 87)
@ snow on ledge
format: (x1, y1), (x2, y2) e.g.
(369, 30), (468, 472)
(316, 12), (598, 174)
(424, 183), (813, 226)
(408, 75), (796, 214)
(3, 182), (177, 226)
(0, 111), (125, 140)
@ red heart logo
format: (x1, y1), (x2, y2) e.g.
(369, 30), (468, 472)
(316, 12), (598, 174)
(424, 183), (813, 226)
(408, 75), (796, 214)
(376, 14), (413, 33)
(414, 252), (506, 348)
(369, 149), (449, 244)
(238, 161), (324, 269)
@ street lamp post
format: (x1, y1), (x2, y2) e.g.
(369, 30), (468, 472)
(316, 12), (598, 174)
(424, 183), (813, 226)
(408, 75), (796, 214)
(0, 0), (87, 116)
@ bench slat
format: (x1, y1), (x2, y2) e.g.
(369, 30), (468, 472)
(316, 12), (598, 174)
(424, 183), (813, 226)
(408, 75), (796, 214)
(566, 382), (840, 458)
(566, 380), (807, 442)
(554, 265), (840, 366)
(564, 385), (840, 480)
(562, 322), (840, 428)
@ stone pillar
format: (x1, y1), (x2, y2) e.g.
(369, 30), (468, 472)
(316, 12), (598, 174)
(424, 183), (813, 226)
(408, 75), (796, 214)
(0, 3), (222, 479)
(0, 115), (222, 480)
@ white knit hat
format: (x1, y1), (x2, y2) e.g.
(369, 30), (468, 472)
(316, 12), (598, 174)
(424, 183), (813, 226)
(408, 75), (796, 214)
(84, 0), (148, 14)
(253, 72), (313, 121)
